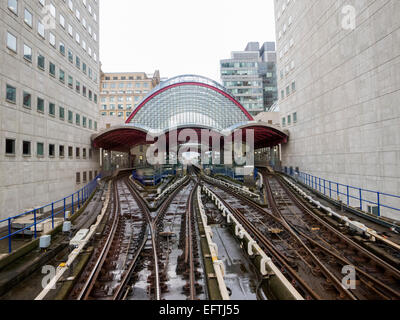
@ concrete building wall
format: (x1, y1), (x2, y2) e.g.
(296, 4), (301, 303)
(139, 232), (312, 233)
(0, 0), (101, 220)
(274, 0), (400, 219)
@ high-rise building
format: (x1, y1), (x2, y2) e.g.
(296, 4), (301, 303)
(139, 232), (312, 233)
(99, 71), (160, 123)
(274, 0), (400, 219)
(220, 42), (278, 116)
(0, 0), (101, 220)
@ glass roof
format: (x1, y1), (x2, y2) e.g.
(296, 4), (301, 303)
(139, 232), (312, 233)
(127, 75), (252, 131)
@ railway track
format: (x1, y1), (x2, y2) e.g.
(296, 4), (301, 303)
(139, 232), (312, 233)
(70, 174), (164, 300)
(201, 178), (326, 299)
(263, 173), (400, 300)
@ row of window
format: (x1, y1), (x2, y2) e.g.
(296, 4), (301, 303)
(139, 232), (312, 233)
(101, 104), (135, 111)
(6, 32), (98, 104)
(4, 138), (93, 159)
(76, 170), (98, 184)
(102, 82), (150, 89)
(5, 84), (98, 131)
(104, 75), (144, 81)
(101, 111), (132, 118)
(280, 81), (296, 100)
(101, 95), (144, 103)
(282, 112), (298, 127)
(7, 0), (98, 69)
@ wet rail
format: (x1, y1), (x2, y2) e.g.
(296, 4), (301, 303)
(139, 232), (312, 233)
(262, 172), (400, 300)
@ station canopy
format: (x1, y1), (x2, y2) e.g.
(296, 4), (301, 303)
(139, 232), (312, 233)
(92, 75), (289, 152)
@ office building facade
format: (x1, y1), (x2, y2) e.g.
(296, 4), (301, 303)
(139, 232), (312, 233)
(0, 0), (101, 220)
(99, 71), (160, 122)
(220, 42), (278, 116)
(274, 0), (400, 219)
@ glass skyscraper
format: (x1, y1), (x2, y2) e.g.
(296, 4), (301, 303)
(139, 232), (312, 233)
(220, 42), (278, 116)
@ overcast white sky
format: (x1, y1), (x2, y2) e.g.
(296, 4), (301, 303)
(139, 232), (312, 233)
(99, 0), (276, 83)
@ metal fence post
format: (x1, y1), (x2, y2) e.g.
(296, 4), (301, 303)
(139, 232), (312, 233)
(347, 186), (350, 206)
(377, 192), (381, 217)
(72, 194), (74, 215)
(63, 198), (66, 220)
(33, 209), (37, 239)
(78, 191), (80, 210)
(359, 188), (362, 211)
(329, 181), (332, 198)
(324, 180), (326, 195)
(51, 203), (54, 229)
(8, 218), (12, 253)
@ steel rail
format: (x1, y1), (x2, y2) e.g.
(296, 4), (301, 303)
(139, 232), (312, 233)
(185, 183), (198, 300)
(201, 179), (320, 300)
(77, 180), (121, 300)
(271, 174), (400, 299)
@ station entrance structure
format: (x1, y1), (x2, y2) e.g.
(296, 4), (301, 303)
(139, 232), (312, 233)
(92, 75), (289, 163)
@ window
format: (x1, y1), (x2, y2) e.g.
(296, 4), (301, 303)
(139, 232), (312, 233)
(68, 110), (73, 123)
(68, 76), (73, 88)
(24, 9), (33, 27)
(286, 86), (290, 96)
(37, 97), (44, 112)
(83, 172), (87, 183)
(76, 147), (80, 158)
(89, 119), (92, 129)
(59, 14), (65, 28)
(83, 148), (87, 158)
(68, 50), (73, 63)
(49, 62), (56, 77)
(76, 114), (80, 125)
(293, 112), (297, 123)
(292, 81), (296, 92)
(6, 85), (16, 103)
(37, 54), (45, 70)
(76, 172), (81, 184)
(7, 32), (17, 52)
(59, 106), (65, 120)
(59, 145), (65, 157)
(68, 146), (73, 158)
(37, 142), (44, 156)
(23, 141), (31, 156)
(89, 171), (93, 181)
(49, 102), (55, 116)
(76, 56), (80, 69)
(76, 81), (81, 93)
(288, 115), (291, 125)
(59, 69), (65, 83)
(282, 118), (286, 127)
(49, 144), (55, 157)
(8, 0), (18, 15)
(49, 32), (56, 47)
(59, 42), (65, 55)
(94, 121), (97, 131)
(5, 139), (15, 155)
(23, 91), (31, 108)
(38, 21), (45, 38)
(23, 44), (32, 61)
(82, 117), (87, 127)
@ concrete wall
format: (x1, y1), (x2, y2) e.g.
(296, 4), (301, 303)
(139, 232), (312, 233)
(274, 0), (400, 219)
(0, 0), (101, 220)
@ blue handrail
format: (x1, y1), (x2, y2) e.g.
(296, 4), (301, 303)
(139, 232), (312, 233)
(132, 169), (177, 186)
(0, 175), (101, 254)
(285, 170), (400, 218)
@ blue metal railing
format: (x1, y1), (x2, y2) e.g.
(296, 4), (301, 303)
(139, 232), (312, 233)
(284, 169), (400, 218)
(0, 175), (101, 254)
(211, 167), (244, 182)
(132, 169), (176, 186)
